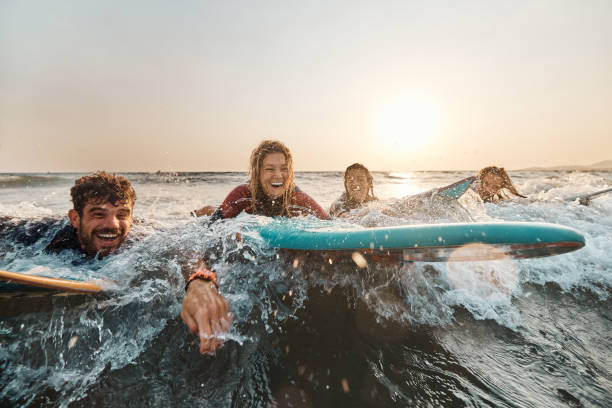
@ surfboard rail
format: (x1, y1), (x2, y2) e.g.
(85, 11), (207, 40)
(258, 221), (585, 262)
(0, 269), (105, 293)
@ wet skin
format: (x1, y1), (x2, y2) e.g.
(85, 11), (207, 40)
(68, 199), (133, 258)
(345, 169), (370, 204)
(182, 278), (232, 355)
(259, 152), (289, 199)
(478, 173), (505, 202)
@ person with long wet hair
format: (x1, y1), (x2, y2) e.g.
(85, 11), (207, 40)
(474, 166), (526, 203)
(202, 140), (329, 220)
(329, 163), (377, 217)
(325, 164), (525, 218)
(182, 142), (328, 353)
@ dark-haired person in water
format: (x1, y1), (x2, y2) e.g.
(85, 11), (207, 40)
(41, 171), (230, 356)
(328, 163), (377, 217)
(65, 173), (229, 356)
(1, 172), (229, 355)
(45, 171), (137, 258)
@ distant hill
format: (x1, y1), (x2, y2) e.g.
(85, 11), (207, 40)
(520, 160), (612, 171)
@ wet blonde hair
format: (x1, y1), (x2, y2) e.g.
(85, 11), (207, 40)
(477, 166), (526, 202)
(248, 140), (295, 216)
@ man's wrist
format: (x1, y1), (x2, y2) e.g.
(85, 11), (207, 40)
(185, 268), (218, 291)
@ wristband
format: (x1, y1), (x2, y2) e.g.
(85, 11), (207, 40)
(186, 269), (218, 291)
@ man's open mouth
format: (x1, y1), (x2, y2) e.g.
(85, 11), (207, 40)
(95, 232), (120, 242)
(271, 182), (284, 187)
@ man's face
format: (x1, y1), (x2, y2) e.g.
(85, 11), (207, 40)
(68, 199), (133, 258)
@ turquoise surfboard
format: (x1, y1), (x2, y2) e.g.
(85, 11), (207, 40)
(426, 177), (476, 200)
(404, 177), (476, 202)
(257, 221), (585, 262)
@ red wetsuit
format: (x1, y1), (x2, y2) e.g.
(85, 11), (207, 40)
(211, 184), (329, 220)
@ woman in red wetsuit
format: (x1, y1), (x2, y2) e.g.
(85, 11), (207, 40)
(200, 140), (329, 220)
(182, 140), (328, 355)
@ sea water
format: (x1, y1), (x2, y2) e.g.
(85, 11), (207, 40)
(0, 171), (610, 407)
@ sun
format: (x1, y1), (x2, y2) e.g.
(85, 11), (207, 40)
(373, 97), (439, 151)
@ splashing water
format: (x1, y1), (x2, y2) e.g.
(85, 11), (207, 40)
(1, 170), (611, 407)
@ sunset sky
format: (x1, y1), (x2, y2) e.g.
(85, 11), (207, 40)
(1, 0), (611, 172)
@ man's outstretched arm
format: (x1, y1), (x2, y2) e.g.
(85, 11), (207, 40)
(181, 261), (232, 355)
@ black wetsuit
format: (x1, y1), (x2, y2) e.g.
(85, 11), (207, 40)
(0, 217), (86, 292)
(44, 224), (81, 254)
(0, 217), (82, 256)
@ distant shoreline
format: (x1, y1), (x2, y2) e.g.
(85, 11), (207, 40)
(1, 160), (611, 174)
(1, 167), (612, 174)
(518, 160), (612, 171)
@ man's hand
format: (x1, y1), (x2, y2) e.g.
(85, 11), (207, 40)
(181, 279), (232, 355)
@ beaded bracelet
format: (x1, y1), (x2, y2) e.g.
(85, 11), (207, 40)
(185, 269), (218, 291)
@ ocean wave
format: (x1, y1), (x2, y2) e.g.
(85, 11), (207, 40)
(130, 171), (248, 185)
(0, 202), (54, 218)
(2, 171), (612, 407)
(0, 174), (65, 189)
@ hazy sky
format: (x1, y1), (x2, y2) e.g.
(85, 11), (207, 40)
(1, 0), (611, 172)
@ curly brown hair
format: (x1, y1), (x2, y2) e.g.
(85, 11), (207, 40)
(248, 140), (295, 216)
(70, 171), (136, 215)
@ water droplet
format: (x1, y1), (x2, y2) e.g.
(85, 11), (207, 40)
(68, 336), (78, 349)
(351, 252), (368, 269)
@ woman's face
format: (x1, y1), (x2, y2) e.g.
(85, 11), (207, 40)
(345, 169), (370, 203)
(259, 152), (289, 198)
(479, 173), (505, 199)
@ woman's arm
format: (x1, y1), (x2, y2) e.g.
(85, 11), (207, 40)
(294, 189), (330, 220)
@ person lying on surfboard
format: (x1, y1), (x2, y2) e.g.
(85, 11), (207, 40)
(63, 173), (230, 355)
(471, 166), (526, 203)
(328, 163), (378, 217)
(183, 140), (329, 354)
(191, 140), (329, 220)
(411, 166), (526, 203)
(331, 165), (526, 217)
(2, 171), (231, 356)
(328, 162), (474, 219)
